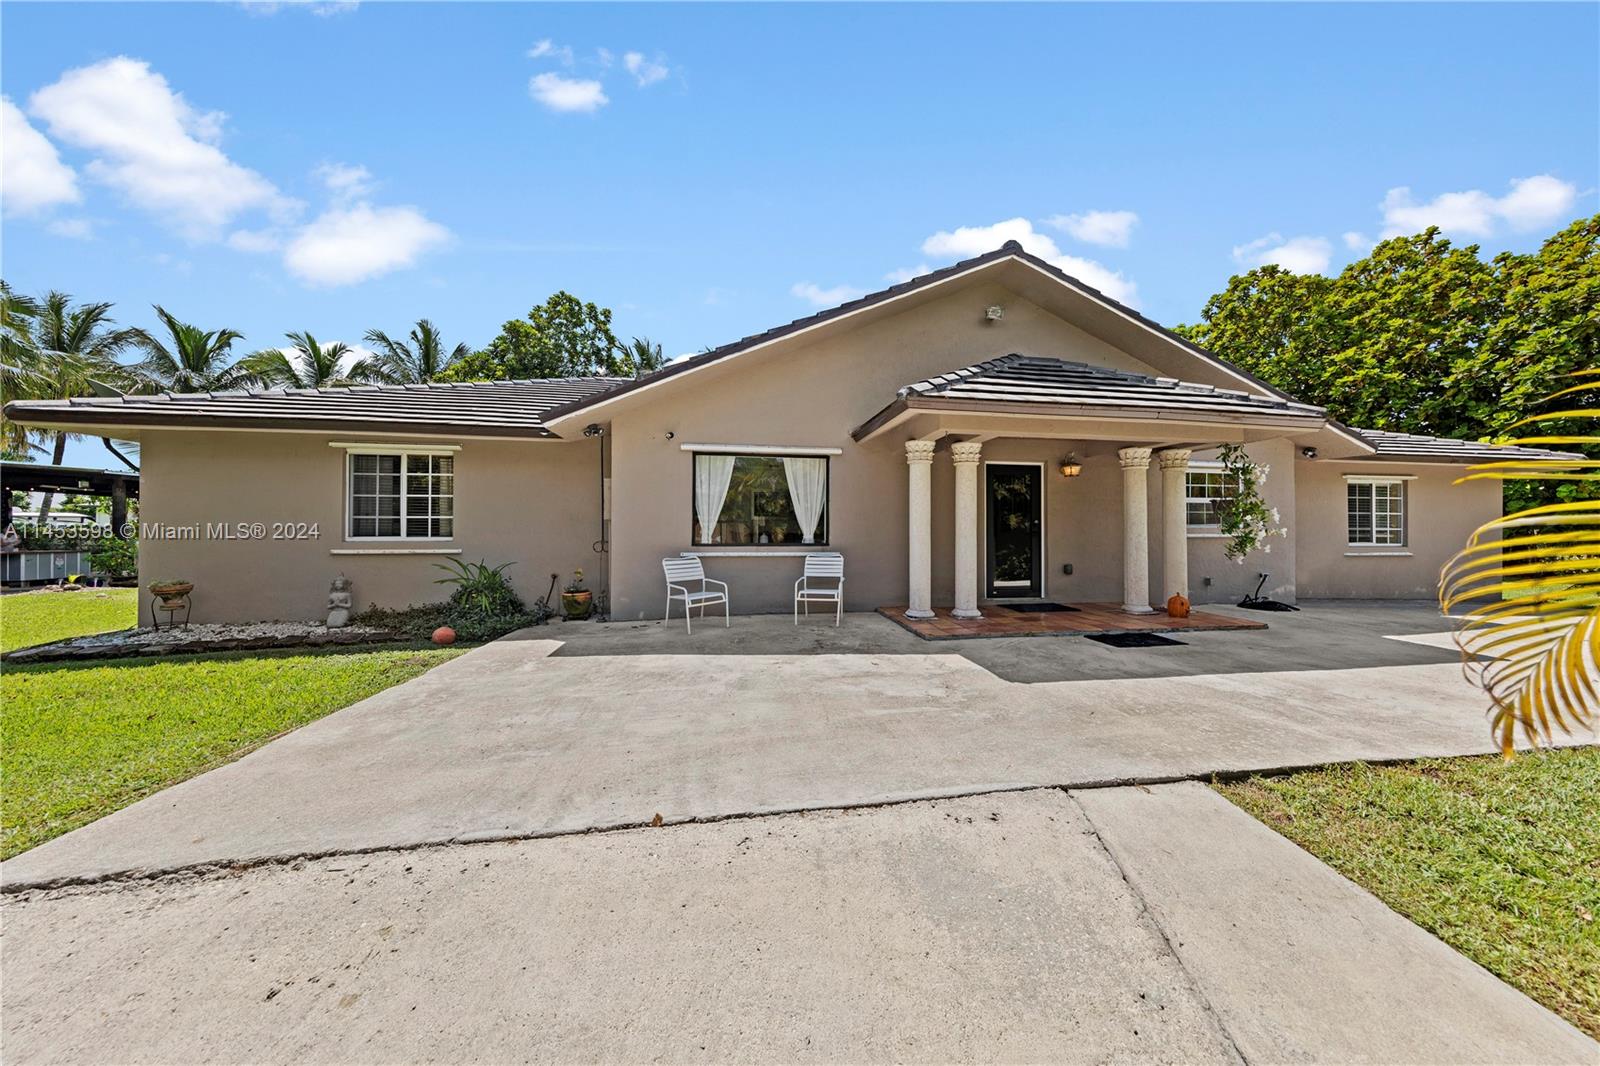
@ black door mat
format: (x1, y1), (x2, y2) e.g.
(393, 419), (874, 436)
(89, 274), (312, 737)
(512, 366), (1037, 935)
(1003, 602), (1081, 613)
(1085, 632), (1188, 648)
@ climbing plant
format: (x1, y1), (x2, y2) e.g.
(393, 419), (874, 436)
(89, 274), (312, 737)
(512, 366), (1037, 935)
(1215, 444), (1287, 562)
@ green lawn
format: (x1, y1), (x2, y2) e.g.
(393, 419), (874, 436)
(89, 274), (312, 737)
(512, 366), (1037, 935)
(0, 587), (138, 653)
(2, 645), (464, 859)
(1218, 749), (1600, 1040)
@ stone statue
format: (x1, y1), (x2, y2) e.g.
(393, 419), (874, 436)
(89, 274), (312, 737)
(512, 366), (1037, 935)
(326, 574), (353, 629)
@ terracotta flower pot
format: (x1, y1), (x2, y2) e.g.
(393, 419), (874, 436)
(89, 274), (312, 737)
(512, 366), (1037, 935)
(562, 590), (593, 620)
(149, 581), (193, 608)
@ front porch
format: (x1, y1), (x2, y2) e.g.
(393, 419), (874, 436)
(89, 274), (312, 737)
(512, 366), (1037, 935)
(877, 602), (1267, 641)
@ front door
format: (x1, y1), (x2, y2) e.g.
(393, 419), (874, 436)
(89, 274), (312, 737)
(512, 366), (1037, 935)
(986, 464), (1042, 598)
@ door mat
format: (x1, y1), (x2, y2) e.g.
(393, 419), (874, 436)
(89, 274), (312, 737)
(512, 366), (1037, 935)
(1003, 602), (1081, 613)
(1085, 632), (1187, 648)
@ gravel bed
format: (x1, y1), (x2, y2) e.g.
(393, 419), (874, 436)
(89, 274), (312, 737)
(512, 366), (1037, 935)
(4, 621), (402, 663)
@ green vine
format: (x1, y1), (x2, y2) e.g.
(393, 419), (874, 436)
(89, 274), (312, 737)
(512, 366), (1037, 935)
(1215, 444), (1288, 562)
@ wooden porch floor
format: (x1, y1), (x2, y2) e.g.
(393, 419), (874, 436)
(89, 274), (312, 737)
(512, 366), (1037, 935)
(876, 602), (1267, 641)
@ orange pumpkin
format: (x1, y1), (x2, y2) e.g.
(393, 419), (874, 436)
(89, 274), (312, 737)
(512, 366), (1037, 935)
(1166, 593), (1191, 618)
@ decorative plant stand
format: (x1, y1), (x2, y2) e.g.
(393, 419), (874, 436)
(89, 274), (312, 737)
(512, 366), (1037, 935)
(149, 590), (192, 630)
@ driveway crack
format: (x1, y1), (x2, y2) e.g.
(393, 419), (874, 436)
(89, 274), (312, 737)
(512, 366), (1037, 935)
(1066, 788), (1250, 1066)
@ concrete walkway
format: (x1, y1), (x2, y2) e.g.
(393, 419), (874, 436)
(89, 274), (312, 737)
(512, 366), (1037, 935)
(5, 602), (1594, 888)
(3, 786), (1592, 1063)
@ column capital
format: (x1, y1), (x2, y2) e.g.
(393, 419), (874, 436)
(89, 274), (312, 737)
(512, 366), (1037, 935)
(904, 440), (937, 464)
(1157, 448), (1193, 471)
(1118, 446), (1153, 469)
(950, 441), (984, 465)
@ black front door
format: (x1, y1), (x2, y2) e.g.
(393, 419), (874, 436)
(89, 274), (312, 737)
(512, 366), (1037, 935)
(986, 464), (1042, 598)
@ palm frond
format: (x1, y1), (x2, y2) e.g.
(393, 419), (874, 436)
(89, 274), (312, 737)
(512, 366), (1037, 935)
(1440, 386), (1600, 755)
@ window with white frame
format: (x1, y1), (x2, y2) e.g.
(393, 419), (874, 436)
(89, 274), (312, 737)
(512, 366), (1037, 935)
(347, 451), (454, 539)
(1185, 466), (1236, 529)
(1347, 479), (1405, 546)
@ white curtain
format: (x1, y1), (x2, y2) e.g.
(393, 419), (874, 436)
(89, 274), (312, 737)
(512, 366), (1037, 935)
(782, 457), (827, 544)
(694, 455), (736, 543)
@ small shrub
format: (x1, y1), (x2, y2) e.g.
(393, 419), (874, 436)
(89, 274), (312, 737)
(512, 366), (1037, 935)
(88, 538), (138, 583)
(433, 558), (526, 615)
(353, 602), (538, 644)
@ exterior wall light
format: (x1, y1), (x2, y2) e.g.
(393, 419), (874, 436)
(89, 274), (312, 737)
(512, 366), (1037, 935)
(1059, 455), (1083, 478)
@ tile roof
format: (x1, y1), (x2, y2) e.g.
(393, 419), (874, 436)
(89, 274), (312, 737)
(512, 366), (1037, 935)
(1347, 428), (1584, 463)
(2, 377), (627, 439)
(892, 354), (1326, 421)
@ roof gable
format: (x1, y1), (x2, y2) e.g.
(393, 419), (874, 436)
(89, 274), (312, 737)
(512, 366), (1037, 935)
(542, 241), (1294, 429)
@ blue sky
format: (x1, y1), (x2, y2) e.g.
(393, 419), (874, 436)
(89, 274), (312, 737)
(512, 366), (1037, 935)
(3, 2), (1597, 467)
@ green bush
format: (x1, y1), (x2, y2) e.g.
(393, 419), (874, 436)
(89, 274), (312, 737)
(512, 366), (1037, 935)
(88, 538), (138, 583)
(433, 558), (527, 615)
(352, 602), (538, 644)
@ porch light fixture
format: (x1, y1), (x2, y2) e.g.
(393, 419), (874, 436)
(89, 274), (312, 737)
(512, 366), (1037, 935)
(1059, 455), (1083, 478)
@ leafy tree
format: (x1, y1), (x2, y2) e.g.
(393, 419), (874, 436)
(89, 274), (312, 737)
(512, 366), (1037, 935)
(8, 292), (142, 518)
(361, 319), (470, 384)
(131, 305), (249, 393)
(243, 331), (381, 389)
(1179, 218), (1600, 511)
(442, 292), (623, 381)
(617, 336), (668, 379)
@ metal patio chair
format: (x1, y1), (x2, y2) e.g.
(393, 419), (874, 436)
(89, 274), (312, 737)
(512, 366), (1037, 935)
(794, 552), (845, 626)
(662, 556), (730, 633)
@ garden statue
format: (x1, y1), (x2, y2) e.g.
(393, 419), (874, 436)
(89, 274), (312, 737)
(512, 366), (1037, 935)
(326, 574), (353, 628)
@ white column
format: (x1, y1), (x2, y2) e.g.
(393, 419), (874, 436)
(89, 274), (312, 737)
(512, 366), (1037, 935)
(1119, 447), (1155, 614)
(951, 441), (984, 619)
(905, 440), (936, 619)
(1159, 449), (1192, 602)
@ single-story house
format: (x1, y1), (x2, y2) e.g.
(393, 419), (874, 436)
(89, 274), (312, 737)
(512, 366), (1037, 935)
(4, 242), (1565, 624)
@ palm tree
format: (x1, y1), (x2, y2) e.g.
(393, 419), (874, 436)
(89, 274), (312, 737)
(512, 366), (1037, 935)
(242, 331), (380, 390)
(13, 292), (142, 518)
(361, 319), (469, 384)
(616, 336), (668, 379)
(1, 282), (45, 455)
(1439, 368), (1599, 755)
(132, 305), (249, 393)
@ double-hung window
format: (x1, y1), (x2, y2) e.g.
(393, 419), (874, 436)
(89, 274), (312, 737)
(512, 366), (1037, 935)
(1347, 478), (1405, 547)
(691, 453), (829, 545)
(1185, 465), (1236, 531)
(347, 450), (455, 540)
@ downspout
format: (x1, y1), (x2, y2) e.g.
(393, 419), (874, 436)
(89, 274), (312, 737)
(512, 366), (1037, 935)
(583, 423), (609, 620)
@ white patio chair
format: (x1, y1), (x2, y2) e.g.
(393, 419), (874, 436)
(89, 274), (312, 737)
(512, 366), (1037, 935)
(662, 556), (729, 634)
(794, 552), (845, 626)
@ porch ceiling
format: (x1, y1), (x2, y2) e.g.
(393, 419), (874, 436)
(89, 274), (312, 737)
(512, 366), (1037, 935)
(852, 355), (1330, 443)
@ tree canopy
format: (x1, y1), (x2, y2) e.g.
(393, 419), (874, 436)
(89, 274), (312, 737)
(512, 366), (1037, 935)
(441, 291), (633, 381)
(1177, 216), (1600, 508)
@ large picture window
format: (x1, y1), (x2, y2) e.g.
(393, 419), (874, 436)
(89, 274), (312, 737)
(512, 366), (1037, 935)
(1347, 479), (1405, 546)
(692, 453), (829, 545)
(1185, 467), (1236, 529)
(348, 451), (454, 539)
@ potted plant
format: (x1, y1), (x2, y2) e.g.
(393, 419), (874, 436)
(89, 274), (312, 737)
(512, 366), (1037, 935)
(561, 568), (592, 620)
(148, 578), (194, 607)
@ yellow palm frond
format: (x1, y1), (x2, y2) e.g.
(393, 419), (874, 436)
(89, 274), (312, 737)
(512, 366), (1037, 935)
(1440, 394), (1600, 756)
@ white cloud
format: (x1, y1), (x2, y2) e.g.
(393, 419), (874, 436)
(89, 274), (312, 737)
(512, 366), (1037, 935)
(315, 161), (374, 201)
(1380, 175), (1577, 238)
(527, 39), (575, 65)
(791, 281), (865, 307)
(1231, 233), (1332, 274)
(919, 217), (1138, 306)
(1, 96), (80, 216)
(1044, 209), (1139, 248)
(46, 217), (94, 240)
(529, 72), (608, 114)
(28, 57), (296, 241)
(885, 264), (932, 284)
(1342, 231), (1369, 251)
(283, 202), (449, 286)
(597, 48), (615, 68)
(623, 51), (670, 87)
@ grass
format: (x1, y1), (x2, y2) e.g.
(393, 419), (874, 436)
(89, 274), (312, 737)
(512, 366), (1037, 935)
(0, 587), (138, 653)
(1, 644), (464, 859)
(1217, 749), (1600, 1040)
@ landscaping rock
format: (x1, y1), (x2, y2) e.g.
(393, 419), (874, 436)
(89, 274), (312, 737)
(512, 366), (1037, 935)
(2, 621), (401, 664)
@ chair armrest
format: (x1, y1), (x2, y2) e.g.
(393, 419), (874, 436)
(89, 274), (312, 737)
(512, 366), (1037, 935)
(666, 582), (690, 596)
(704, 578), (729, 593)
(795, 576), (806, 592)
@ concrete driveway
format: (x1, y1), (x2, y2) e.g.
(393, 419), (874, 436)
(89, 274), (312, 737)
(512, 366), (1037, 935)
(6, 600), (1593, 889)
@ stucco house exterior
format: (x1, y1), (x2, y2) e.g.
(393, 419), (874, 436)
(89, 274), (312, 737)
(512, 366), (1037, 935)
(5, 242), (1562, 625)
